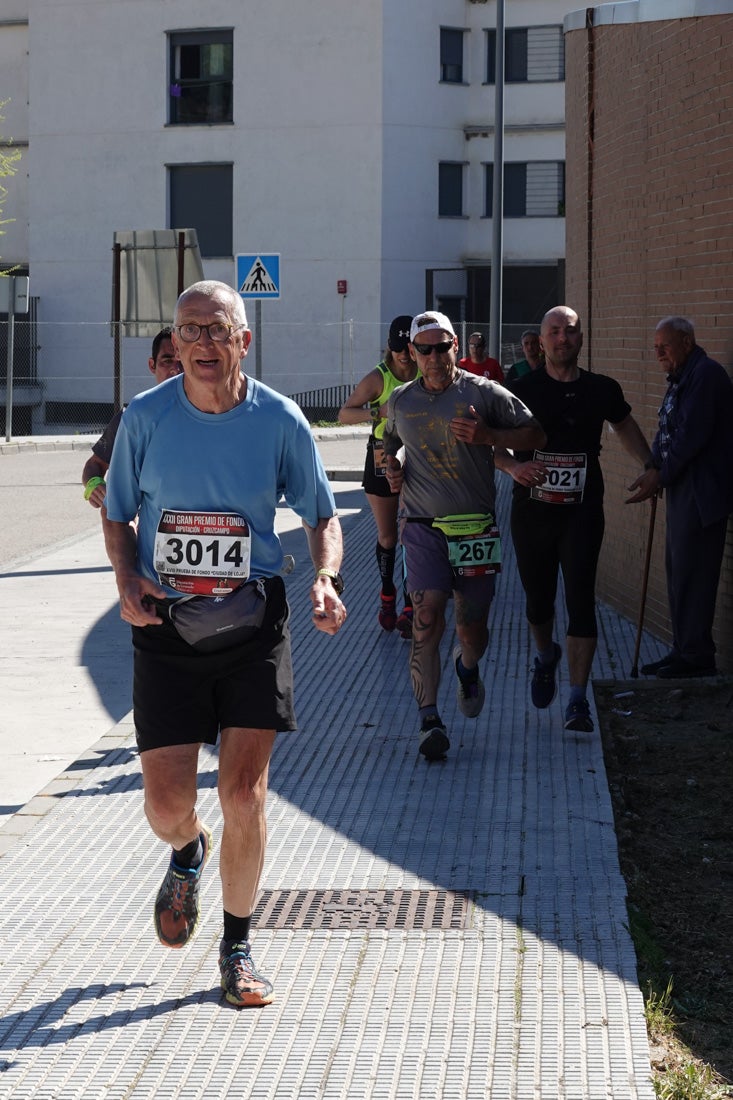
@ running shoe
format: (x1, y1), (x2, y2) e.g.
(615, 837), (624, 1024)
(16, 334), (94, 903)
(154, 825), (213, 949)
(453, 646), (486, 718)
(378, 593), (397, 632)
(564, 698), (594, 733)
(395, 607), (413, 639)
(530, 643), (562, 708)
(419, 715), (450, 761)
(219, 940), (274, 1007)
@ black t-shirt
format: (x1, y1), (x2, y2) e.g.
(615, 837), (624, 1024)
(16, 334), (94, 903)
(508, 366), (630, 503)
(91, 408), (124, 465)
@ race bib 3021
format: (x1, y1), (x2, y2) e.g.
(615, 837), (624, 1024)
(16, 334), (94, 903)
(530, 451), (587, 504)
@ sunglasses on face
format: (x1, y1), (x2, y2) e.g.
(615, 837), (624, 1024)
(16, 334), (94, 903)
(412, 340), (453, 357)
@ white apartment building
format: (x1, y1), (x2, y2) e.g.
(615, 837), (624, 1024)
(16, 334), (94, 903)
(1, 0), (600, 433)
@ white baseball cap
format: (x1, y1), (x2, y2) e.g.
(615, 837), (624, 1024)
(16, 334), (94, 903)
(409, 311), (456, 342)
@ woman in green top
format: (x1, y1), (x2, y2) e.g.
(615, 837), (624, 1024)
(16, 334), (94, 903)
(338, 315), (418, 637)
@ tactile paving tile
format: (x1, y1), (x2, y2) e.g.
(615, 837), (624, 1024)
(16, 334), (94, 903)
(0, 476), (656, 1099)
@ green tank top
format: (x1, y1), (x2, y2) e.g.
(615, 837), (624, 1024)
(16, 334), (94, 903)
(370, 361), (417, 440)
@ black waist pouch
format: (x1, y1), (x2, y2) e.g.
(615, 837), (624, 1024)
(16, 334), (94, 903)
(169, 578), (267, 653)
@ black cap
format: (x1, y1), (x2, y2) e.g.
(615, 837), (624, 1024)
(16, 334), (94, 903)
(388, 315), (413, 353)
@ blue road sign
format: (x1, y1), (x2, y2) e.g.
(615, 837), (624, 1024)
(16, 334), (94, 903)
(236, 254), (281, 300)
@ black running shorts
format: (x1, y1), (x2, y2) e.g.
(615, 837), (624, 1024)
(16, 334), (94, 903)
(131, 575), (296, 752)
(362, 436), (396, 498)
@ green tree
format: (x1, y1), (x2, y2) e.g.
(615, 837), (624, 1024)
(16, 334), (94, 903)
(0, 99), (22, 275)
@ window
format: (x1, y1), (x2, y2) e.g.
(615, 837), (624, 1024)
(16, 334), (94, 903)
(169, 30), (233, 124)
(486, 25), (564, 83)
(439, 162), (465, 217)
(437, 296), (465, 324)
(440, 28), (465, 84)
(485, 162), (565, 218)
(169, 164), (233, 257)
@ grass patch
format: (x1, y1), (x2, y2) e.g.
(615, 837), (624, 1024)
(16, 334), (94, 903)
(595, 681), (733, 1099)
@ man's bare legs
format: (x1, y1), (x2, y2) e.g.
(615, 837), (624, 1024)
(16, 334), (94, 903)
(409, 585), (492, 758)
(409, 589), (450, 759)
(452, 586), (492, 719)
(217, 727), (276, 918)
(409, 589), (448, 709)
(141, 743), (203, 851)
(142, 743), (212, 950)
(142, 728), (277, 1003)
(141, 728), (276, 940)
(453, 588), (491, 672)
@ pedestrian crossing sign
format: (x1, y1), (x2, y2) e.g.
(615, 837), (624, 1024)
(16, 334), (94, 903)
(236, 253), (281, 299)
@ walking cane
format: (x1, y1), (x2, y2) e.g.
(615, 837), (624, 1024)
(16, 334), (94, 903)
(630, 493), (658, 678)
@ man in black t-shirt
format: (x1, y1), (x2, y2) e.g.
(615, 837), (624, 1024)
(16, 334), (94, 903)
(495, 306), (652, 732)
(81, 328), (182, 508)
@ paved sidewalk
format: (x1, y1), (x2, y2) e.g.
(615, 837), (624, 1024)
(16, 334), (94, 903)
(0, 440), (662, 1099)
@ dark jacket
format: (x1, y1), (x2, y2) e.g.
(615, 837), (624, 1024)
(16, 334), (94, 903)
(651, 345), (733, 526)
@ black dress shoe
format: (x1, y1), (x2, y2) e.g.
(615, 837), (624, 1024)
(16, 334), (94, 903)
(640, 654), (675, 675)
(656, 658), (717, 679)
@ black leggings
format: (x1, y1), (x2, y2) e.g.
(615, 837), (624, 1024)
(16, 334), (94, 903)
(510, 498), (605, 638)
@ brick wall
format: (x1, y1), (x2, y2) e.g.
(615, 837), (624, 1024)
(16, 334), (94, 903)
(565, 14), (733, 670)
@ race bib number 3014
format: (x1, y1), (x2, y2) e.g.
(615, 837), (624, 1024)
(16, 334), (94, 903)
(154, 511), (251, 596)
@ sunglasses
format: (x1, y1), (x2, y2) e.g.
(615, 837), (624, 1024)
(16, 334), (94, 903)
(412, 340), (453, 357)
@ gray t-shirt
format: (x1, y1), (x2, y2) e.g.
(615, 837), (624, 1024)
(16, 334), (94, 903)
(383, 369), (536, 519)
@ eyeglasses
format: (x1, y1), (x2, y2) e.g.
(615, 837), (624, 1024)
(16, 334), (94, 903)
(175, 322), (243, 343)
(412, 340), (453, 357)
(468, 342), (484, 350)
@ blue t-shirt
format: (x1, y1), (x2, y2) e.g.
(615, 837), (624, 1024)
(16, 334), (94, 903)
(105, 374), (336, 596)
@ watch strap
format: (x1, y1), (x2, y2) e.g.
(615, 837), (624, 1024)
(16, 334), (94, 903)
(315, 567), (344, 595)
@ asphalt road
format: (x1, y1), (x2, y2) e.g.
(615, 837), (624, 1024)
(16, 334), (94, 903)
(0, 430), (368, 571)
(0, 445), (101, 570)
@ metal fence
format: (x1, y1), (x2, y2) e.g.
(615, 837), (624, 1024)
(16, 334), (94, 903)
(1, 307), (534, 438)
(286, 385), (352, 424)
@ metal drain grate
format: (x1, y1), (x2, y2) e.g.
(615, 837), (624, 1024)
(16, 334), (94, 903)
(252, 888), (475, 930)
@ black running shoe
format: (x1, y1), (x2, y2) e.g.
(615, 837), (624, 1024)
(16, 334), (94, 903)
(564, 698), (593, 733)
(531, 643), (562, 708)
(419, 716), (450, 761)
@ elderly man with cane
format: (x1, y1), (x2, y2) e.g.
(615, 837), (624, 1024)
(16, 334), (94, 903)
(627, 316), (733, 678)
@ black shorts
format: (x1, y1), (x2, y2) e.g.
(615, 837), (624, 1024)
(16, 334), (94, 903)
(510, 497), (604, 637)
(132, 575), (296, 752)
(362, 436), (395, 499)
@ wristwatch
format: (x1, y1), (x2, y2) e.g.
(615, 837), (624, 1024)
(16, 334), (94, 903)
(315, 567), (344, 596)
